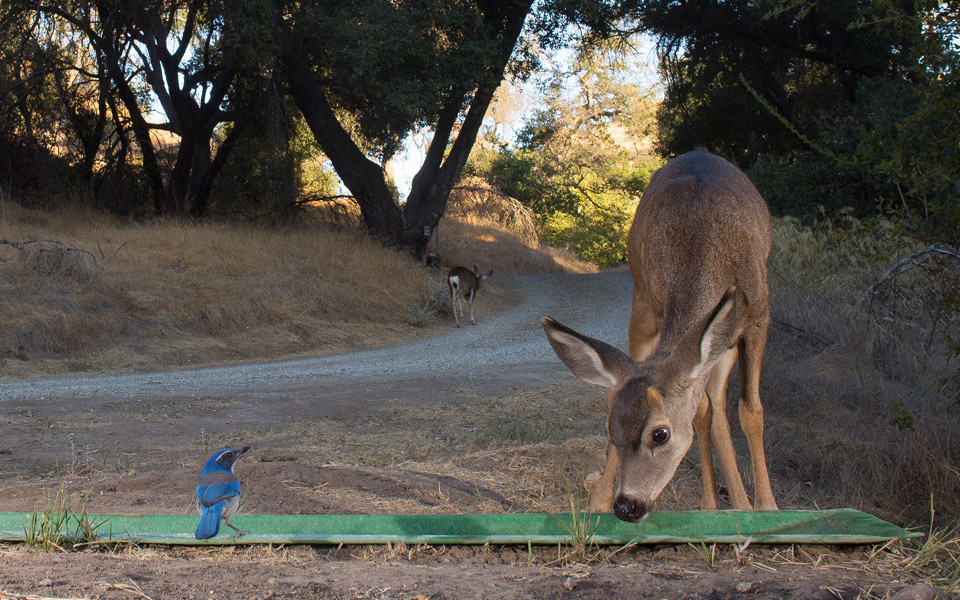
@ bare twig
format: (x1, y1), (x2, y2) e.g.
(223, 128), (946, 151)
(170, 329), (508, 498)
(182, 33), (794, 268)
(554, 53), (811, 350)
(0, 238), (29, 252)
(298, 194), (362, 228)
(299, 194), (357, 205)
(1, 237), (100, 281)
(771, 318), (833, 348)
(0, 590), (90, 600)
(448, 181), (539, 245)
(858, 243), (960, 308)
(94, 580), (153, 600)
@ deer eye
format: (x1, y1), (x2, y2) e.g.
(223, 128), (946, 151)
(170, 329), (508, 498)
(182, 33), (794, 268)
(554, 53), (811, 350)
(651, 427), (670, 445)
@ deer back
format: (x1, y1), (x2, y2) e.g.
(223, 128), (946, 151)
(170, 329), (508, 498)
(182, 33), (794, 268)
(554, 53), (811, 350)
(629, 150), (771, 357)
(447, 266), (483, 295)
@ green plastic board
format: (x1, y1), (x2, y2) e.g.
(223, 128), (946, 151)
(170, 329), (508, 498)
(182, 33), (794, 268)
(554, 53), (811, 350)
(0, 509), (919, 546)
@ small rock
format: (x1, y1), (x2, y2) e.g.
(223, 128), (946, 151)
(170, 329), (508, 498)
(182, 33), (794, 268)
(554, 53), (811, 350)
(38, 578), (53, 587)
(891, 585), (941, 600)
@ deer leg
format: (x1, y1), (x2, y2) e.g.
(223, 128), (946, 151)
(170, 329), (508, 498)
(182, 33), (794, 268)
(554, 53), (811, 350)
(738, 320), (778, 511)
(452, 291), (463, 327)
(708, 347), (753, 510)
(628, 287), (660, 361)
(693, 393), (720, 510)
(467, 290), (476, 325)
(587, 442), (618, 513)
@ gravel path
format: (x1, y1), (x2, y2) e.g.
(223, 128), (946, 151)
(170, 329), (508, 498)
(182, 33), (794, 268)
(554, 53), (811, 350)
(0, 273), (633, 408)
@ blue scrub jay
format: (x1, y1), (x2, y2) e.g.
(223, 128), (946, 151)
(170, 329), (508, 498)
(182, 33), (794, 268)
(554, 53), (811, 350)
(195, 446), (250, 539)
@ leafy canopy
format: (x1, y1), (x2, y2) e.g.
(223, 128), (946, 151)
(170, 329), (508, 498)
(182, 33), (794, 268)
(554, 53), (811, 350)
(467, 39), (662, 265)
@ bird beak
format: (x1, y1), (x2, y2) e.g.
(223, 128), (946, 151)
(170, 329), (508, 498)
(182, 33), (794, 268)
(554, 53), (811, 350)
(236, 446), (251, 456)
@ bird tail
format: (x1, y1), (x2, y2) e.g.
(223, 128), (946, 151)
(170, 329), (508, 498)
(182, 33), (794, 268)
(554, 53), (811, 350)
(195, 501), (224, 539)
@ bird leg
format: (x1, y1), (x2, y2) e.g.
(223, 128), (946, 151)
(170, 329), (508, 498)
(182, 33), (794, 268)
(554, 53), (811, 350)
(224, 518), (247, 537)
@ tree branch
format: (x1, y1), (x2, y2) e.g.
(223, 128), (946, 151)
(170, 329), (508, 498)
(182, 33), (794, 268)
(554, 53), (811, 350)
(858, 243), (960, 307)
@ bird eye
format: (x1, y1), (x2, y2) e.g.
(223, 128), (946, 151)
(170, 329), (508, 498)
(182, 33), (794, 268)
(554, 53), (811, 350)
(652, 427), (670, 445)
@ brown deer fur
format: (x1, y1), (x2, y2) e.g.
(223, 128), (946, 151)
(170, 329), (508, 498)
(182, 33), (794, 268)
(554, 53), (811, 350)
(447, 265), (492, 327)
(541, 149), (778, 522)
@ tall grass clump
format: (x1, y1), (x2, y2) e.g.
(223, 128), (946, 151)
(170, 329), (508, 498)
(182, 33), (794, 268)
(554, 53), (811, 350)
(549, 491), (602, 566)
(763, 214), (959, 529)
(22, 484), (106, 551)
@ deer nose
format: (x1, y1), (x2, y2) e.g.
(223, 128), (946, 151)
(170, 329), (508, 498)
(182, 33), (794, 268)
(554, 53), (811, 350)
(613, 495), (647, 522)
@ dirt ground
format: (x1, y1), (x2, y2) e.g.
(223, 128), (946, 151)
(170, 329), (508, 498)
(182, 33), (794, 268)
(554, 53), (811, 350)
(0, 273), (938, 599)
(0, 542), (914, 600)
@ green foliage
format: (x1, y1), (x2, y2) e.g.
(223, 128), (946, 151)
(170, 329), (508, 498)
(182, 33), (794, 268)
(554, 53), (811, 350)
(845, 69), (960, 235)
(286, 0), (514, 160)
(465, 40), (662, 266)
(468, 138), (654, 267)
(749, 153), (884, 219)
(538, 187), (637, 265)
(632, 0), (959, 238)
(749, 69), (959, 233)
(889, 401), (917, 432)
(213, 88), (338, 216)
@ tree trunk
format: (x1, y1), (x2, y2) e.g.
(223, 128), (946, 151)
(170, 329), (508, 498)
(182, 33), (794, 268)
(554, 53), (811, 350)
(97, 42), (168, 212)
(284, 58), (405, 242)
(192, 123), (242, 217)
(283, 0), (534, 259)
(400, 0), (534, 259)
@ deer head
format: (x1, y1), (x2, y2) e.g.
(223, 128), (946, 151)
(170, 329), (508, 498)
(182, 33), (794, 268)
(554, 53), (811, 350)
(542, 287), (739, 521)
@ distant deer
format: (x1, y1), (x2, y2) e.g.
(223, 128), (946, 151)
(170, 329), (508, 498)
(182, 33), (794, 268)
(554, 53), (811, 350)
(447, 265), (493, 327)
(541, 149), (778, 522)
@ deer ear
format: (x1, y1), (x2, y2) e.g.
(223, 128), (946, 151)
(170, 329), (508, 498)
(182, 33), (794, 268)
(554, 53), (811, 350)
(541, 317), (636, 388)
(689, 286), (738, 381)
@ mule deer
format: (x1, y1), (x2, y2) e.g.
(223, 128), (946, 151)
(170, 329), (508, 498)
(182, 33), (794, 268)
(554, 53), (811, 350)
(541, 149), (778, 522)
(447, 265), (492, 327)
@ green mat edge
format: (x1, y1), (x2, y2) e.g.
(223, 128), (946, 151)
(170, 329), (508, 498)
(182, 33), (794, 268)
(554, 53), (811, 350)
(0, 508), (922, 546)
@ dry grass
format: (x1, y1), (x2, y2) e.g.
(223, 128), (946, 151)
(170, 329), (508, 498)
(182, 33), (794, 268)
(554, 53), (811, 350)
(762, 216), (960, 530)
(437, 185), (597, 275)
(0, 197), (594, 378)
(0, 202), (442, 377)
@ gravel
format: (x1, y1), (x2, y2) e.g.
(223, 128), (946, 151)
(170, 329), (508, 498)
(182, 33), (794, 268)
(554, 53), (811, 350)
(0, 272), (634, 405)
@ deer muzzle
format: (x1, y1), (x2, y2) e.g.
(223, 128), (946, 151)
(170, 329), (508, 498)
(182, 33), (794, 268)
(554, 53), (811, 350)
(613, 494), (650, 522)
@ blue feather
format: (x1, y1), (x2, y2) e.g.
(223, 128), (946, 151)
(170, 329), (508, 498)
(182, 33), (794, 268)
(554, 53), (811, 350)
(199, 481), (241, 507)
(194, 446), (250, 539)
(195, 500), (225, 539)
